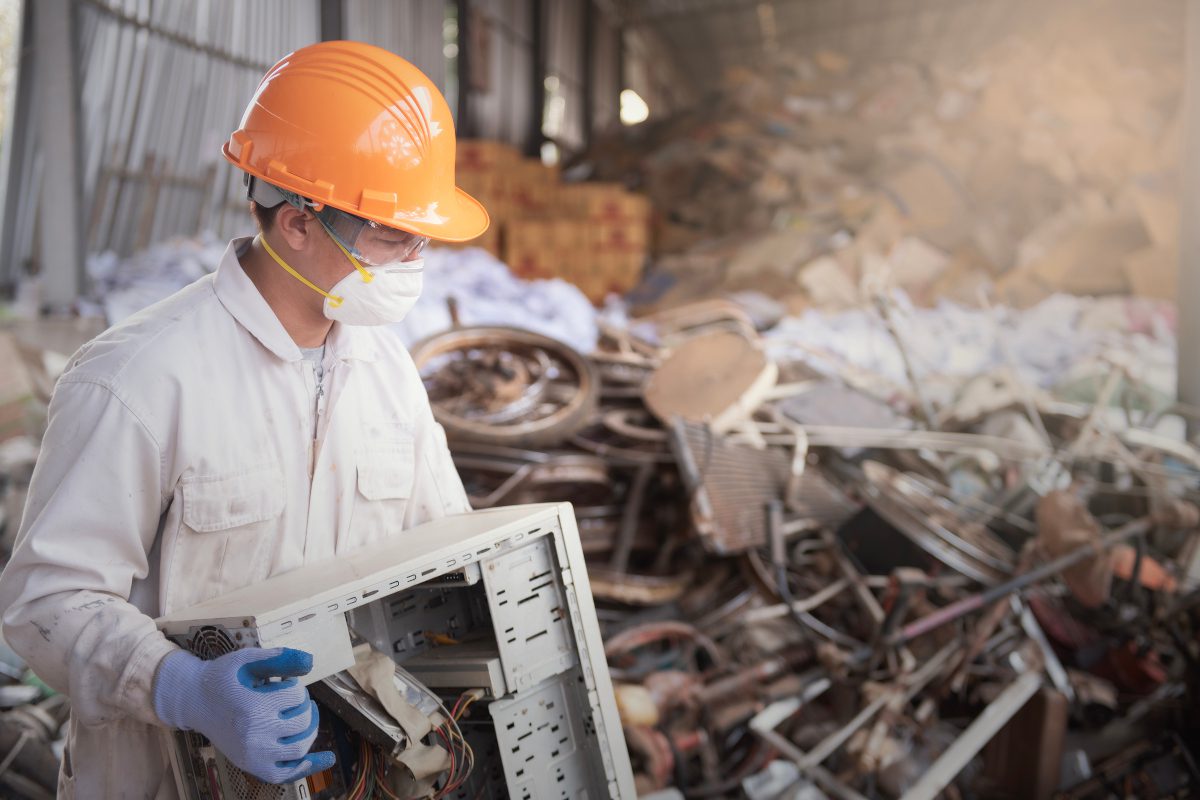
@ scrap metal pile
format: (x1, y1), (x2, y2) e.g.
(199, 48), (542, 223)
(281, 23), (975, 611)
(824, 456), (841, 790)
(413, 301), (1200, 800)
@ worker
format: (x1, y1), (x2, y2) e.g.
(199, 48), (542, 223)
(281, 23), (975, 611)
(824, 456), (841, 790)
(0, 41), (488, 797)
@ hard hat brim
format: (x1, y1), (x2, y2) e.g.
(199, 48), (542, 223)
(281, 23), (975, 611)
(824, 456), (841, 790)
(223, 145), (492, 244)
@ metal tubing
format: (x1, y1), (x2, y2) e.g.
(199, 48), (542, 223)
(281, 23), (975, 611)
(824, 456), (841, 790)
(609, 460), (653, 573)
(1013, 596), (1075, 703)
(888, 517), (1154, 647)
(899, 672), (1041, 800)
(800, 640), (959, 771)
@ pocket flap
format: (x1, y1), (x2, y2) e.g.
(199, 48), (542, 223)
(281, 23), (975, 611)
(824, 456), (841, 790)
(357, 440), (416, 501)
(181, 464), (286, 532)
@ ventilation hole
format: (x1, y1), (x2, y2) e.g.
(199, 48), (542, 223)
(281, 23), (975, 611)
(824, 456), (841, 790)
(526, 630), (549, 642)
(530, 570), (552, 581)
(517, 732), (533, 741)
(362, 589), (378, 599)
(517, 593), (540, 606)
(421, 568), (436, 576)
(298, 613), (316, 622)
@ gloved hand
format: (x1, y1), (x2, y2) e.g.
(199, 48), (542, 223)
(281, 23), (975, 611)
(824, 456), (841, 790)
(154, 646), (336, 784)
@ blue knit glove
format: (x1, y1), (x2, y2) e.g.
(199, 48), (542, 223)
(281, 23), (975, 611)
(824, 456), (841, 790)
(154, 647), (336, 784)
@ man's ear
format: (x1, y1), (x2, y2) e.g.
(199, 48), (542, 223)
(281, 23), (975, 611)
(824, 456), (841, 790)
(274, 205), (315, 251)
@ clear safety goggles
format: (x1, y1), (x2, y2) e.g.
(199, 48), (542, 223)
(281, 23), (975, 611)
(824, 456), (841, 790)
(248, 176), (428, 266)
(313, 204), (429, 266)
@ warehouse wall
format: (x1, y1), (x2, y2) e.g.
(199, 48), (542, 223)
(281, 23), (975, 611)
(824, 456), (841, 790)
(0, 0), (622, 303)
(342, 0), (448, 90)
(0, 0), (326, 300)
(77, 1), (321, 255)
(464, 0), (536, 150)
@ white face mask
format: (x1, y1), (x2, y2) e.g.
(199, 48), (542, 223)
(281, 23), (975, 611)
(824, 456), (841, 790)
(323, 259), (424, 326)
(257, 231), (425, 327)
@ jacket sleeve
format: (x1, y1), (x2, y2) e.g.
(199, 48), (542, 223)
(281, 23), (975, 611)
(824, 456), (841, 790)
(0, 377), (178, 727)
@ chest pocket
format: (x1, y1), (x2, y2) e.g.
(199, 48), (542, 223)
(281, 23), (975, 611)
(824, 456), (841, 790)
(173, 463), (286, 606)
(353, 426), (416, 543)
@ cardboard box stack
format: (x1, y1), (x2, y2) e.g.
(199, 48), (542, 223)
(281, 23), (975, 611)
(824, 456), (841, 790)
(450, 139), (651, 304)
(451, 139), (519, 259)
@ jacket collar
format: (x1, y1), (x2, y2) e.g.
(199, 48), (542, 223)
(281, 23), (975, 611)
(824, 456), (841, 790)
(214, 237), (377, 363)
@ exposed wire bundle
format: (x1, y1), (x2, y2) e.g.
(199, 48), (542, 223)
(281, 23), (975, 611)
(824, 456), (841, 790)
(344, 738), (412, 800)
(342, 679), (486, 799)
(430, 688), (484, 799)
(346, 737), (377, 800)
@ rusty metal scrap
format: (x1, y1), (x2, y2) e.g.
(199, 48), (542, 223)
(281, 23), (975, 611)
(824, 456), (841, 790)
(413, 299), (1200, 799)
(412, 325), (599, 448)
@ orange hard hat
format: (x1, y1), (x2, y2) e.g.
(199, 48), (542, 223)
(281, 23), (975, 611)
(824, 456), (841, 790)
(223, 40), (489, 242)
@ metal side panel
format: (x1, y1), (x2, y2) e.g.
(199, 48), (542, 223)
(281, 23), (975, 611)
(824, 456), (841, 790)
(484, 532), (578, 692)
(552, 508), (638, 799)
(490, 668), (599, 800)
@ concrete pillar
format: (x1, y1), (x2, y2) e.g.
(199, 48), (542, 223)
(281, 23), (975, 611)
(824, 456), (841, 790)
(32, 0), (85, 308)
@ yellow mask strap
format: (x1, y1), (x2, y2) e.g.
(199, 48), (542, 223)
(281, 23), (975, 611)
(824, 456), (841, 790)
(324, 231), (375, 284)
(258, 234), (345, 308)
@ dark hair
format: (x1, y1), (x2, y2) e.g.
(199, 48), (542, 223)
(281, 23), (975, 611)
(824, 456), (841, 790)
(251, 201), (284, 231)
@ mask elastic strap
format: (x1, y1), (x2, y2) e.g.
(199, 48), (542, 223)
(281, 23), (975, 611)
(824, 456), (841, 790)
(316, 217), (375, 284)
(257, 234), (346, 308)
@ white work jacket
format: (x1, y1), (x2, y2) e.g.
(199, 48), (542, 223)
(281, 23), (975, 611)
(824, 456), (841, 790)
(0, 237), (470, 798)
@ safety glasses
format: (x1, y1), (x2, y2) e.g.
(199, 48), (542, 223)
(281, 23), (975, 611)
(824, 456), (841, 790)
(314, 205), (429, 266)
